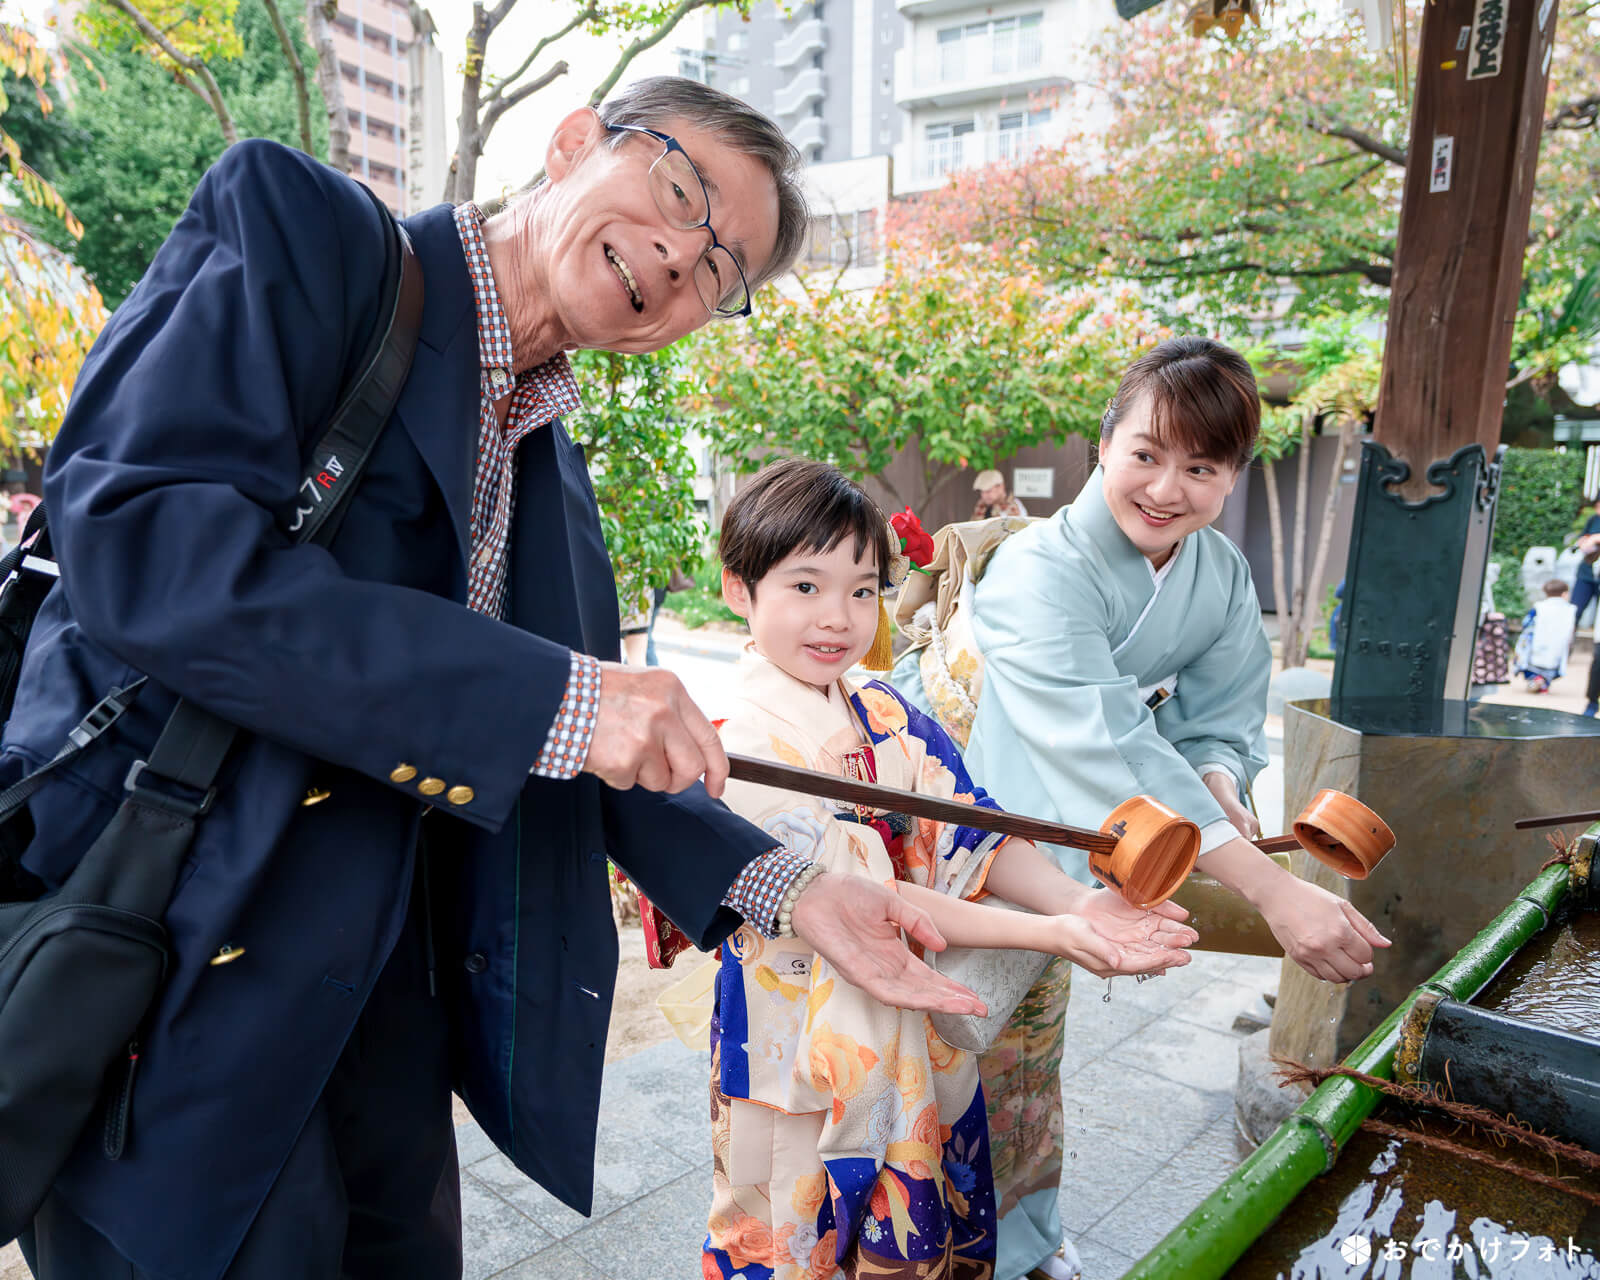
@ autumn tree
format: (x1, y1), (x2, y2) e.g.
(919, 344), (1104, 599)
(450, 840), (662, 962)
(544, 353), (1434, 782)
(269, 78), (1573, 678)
(1, 13), (106, 446)
(566, 346), (707, 617)
(891, 0), (1599, 363)
(444, 0), (752, 204)
(686, 250), (1155, 514)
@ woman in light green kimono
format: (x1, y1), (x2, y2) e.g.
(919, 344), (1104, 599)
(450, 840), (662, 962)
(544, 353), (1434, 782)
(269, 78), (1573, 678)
(891, 336), (1391, 1280)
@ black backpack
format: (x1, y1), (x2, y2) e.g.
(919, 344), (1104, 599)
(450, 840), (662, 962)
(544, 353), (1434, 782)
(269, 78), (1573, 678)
(0, 186), (423, 1243)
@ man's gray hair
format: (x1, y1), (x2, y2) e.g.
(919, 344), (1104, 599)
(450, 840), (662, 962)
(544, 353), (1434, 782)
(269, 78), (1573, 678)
(597, 77), (808, 293)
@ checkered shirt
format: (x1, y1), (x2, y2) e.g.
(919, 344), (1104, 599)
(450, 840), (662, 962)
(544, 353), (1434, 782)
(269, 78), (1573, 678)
(456, 202), (595, 779)
(454, 204), (797, 930)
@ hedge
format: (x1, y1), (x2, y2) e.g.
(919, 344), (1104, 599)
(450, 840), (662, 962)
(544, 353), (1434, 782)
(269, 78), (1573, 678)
(1491, 447), (1588, 564)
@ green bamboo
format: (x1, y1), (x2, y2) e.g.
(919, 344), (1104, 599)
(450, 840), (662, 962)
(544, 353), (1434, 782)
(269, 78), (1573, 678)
(1120, 842), (1588, 1280)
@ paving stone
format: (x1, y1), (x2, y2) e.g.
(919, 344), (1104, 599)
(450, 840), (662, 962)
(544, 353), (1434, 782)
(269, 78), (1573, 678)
(1072, 1233), (1137, 1280)
(1059, 1058), (1227, 1162)
(565, 1169), (710, 1280)
(490, 1243), (611, 1279)
(456, 1120), (498, 1168)
(1092, 1115), (1245, 1262)
(1227, 953), (1287, 991)
(1105, 1015), (1247, 1096)
(597, 1041), (715, 1163)
(1166, 978), (1273, 1036)
(1060, 994), (1164, 1067)
(469, 1123), (698, 1241)
(460, 1170), (555, 1280)
(1055, 1136), (1166, 1238)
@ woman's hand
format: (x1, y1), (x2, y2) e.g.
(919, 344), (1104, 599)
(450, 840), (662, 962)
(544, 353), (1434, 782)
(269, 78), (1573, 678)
(1203, 769), (1259, 840)
(1253, 869), (1391, 983)
(1042, 913), (1194, 980)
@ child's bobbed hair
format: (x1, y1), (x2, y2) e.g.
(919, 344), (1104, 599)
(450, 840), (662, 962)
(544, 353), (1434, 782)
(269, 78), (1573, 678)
(719, 459), (892, 596)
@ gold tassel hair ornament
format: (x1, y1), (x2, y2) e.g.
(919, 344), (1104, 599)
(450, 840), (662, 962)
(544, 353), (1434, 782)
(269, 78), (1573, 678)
(864, 507), (931, 671)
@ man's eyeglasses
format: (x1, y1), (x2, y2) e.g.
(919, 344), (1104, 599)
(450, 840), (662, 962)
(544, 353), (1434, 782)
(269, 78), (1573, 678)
(605, 123), (753, 319)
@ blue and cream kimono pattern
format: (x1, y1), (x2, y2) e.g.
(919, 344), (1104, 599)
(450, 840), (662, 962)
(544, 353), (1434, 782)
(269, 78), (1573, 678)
(891, 467), (1271, 1280)
(705, 652), (1009, 1280)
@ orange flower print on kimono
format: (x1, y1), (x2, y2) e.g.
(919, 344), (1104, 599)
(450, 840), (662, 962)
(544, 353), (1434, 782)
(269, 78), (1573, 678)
(703, 651), (1008, 1280)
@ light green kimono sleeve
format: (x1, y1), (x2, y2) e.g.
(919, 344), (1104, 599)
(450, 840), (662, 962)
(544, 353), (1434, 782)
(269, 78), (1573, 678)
(961, 553), (1233, 884)
(1153, 559), (1272, 793)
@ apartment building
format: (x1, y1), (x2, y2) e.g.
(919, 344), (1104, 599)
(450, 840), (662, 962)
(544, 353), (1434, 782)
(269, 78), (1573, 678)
(699, 0), (904, 167)
(892, 0), (1113, 193)
(332, 0), (447, 214)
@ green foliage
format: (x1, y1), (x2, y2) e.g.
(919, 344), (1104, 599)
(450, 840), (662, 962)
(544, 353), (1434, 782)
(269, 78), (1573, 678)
(20, 0), (324, 307)
(663, 557), (742, 630)
(1491, 447), (1588, 563)
(1308, 581), (1339, 660)
(1248, 310), (1382, 464)
(687, 254), (1152, 512)
(1490, 552), (1529, 618)
(566, 346), (707, 621)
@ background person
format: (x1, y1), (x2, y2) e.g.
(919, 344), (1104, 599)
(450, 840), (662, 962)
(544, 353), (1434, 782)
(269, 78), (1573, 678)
(973, 469), (1028, 520)
(892, 336), (1389, 1280)
(9, 78), (982, 1280)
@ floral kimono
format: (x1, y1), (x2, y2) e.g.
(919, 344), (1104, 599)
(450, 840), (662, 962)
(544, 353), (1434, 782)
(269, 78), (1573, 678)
(704, 651), (1012, 1280)
(890, 468), (1271, 1280)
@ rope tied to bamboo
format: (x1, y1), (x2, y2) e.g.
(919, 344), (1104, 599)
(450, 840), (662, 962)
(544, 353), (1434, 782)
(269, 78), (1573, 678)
(1540, 829), (1577, 872)
(1272, 1056), (1600, 1206)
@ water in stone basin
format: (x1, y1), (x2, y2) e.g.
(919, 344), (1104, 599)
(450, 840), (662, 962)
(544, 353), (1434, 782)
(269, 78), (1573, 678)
(1476, 910), (1600, 1041)
(1230, 908), (1600, 1277)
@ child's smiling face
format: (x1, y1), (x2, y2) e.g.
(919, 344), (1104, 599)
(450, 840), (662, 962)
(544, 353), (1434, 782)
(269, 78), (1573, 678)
(722, 538), (881, 693)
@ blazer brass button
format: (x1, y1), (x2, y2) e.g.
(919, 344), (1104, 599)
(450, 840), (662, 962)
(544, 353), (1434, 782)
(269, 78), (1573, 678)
(463, 952), (488, 975)
(418, 777), (445, 797)
(446, 785), (474, 806)
(209, 944), (245, 967)
(390, 764), (418, 784)
(302, 787), (331, 807)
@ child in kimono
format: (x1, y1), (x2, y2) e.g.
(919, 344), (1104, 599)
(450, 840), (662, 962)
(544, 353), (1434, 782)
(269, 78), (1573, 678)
(702, 459), (1197, 1280)
(892, 337), (1393, 1280)
(1514, 578), (1579, 692)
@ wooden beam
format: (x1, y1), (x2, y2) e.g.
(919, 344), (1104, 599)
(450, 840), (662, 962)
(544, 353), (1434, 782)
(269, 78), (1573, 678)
(1372, 0), (1560, 497)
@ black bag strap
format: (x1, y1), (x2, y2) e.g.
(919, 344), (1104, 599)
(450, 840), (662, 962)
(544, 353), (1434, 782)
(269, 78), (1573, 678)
(2, 187), (424, 825)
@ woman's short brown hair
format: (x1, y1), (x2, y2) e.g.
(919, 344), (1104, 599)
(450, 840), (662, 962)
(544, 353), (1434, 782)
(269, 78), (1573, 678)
(719, 459), (891, 596)
(1100, 336), (1260, 470)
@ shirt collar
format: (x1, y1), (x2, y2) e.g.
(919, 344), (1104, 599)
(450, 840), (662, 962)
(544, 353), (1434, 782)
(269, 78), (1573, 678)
(453, 202), (580, 412)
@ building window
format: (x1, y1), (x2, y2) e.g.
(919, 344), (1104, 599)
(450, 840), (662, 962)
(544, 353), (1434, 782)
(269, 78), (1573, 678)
(934, 12), (1043, 81)
(726, 32), (745, 51)
(729, 76), (751, 95)
(804, 209), (880, 270)
(924, 119), (974, 178)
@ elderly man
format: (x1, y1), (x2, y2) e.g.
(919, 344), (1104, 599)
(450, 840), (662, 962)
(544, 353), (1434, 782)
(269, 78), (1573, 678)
(10, 78), (981, 1279)
(972, 469), (1028, 520)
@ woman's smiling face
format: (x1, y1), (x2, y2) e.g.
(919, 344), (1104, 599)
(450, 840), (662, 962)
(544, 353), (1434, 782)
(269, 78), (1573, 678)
(1099, 395), (1241, 566)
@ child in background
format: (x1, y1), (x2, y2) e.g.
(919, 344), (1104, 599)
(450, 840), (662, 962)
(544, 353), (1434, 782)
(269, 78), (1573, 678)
(1515, 578), (1579, 693)
(702, 459), (1196, 1280)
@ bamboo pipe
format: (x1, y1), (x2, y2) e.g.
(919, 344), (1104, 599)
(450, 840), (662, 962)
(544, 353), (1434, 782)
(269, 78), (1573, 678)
(1118, 826), (1594, 1280)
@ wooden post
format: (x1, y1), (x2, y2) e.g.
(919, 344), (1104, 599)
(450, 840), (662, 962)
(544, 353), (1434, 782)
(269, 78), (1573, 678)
(1331, 0), (1561, 702)
(1373, 0), (1561, 491)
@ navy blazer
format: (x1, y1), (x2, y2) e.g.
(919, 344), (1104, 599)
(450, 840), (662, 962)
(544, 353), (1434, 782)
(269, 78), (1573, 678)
(2, 140), (770, 1280)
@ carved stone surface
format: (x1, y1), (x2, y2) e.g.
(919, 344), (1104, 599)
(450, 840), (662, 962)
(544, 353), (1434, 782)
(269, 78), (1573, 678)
(1267, 697), (1600, 1067)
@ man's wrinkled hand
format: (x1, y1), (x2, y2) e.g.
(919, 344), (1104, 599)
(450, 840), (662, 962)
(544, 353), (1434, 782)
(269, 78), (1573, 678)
(581, 662), (728, 797)
(789, 874), (988, 1017)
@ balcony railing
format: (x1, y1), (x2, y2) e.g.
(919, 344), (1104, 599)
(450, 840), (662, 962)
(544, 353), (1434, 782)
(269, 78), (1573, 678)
(787, 115), (827, 154)
(917, 124), (1053, 182)
(773, 67), (826, 118)
(927, 27), (1044, 85)
(774, 18), (827, 69)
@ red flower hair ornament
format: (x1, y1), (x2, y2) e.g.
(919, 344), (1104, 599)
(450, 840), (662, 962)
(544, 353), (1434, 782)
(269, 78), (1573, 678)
(886, 508), (934, 587)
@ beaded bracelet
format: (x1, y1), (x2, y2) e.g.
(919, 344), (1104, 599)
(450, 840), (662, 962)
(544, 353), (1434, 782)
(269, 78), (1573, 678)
(775, 862), (828, 938)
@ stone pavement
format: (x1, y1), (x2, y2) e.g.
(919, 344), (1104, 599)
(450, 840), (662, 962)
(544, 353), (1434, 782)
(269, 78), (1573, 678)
(444, 947), (1281, 1280)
